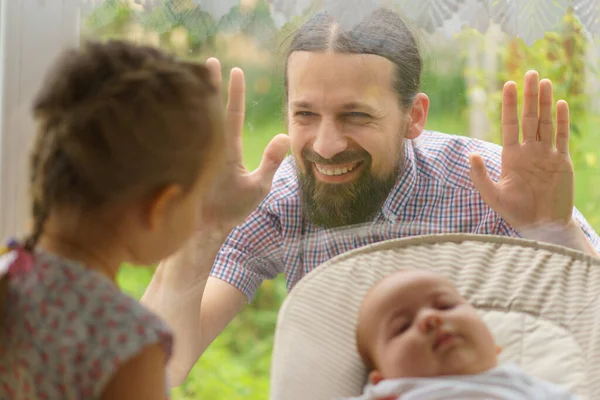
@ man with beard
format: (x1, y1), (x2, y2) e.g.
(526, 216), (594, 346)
(141, 9), (600, 386)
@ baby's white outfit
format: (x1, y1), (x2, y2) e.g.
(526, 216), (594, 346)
(347, 363), (578, 399)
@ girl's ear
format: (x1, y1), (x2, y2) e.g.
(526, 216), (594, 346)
(145, 184), (182, 230)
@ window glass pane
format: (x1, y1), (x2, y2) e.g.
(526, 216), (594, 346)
(77, 1), (600, 398)
(80, 3), (288, 397)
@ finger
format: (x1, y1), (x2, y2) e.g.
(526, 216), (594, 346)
(226, 67), (246, 151)
(501, 81), (519, 147)
(538, 78), (554, 146)
(555, 100), (570, 155)
(468, 153), (501, 210)
(205, 58), (222, 95)
(251, 134), (291, 189)
(521, 70), (540, 143)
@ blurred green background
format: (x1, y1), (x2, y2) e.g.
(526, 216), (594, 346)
(82, 1), (600, 398)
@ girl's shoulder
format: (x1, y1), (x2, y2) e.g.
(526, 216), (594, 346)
(1, 250), (172, 399)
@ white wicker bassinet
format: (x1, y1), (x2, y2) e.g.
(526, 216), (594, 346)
(270, 234), (600, 399)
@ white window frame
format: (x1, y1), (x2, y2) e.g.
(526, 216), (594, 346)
(0, 0), (81, 241)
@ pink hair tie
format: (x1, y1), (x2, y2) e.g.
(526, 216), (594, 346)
(0, 239), (34, 278)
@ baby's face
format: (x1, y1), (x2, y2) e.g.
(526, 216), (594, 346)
(357, 270), (498, 383)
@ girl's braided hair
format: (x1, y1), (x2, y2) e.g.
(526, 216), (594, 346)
(1, 39), (223, 317)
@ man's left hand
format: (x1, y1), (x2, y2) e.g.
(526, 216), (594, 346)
(469, 70), (574, 231)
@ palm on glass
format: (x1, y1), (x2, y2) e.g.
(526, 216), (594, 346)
(201, 58), (290, 232)
(469, 70), (574, 231)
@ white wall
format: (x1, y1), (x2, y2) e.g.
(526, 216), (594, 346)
(0, 0), (80, 241)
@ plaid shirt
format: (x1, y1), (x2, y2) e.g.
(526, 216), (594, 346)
(211, 131), (600, 301)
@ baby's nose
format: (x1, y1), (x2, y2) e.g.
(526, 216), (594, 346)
(420, 314), (443, 333)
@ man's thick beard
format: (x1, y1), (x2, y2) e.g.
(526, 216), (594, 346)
(297, 153), (403, 229)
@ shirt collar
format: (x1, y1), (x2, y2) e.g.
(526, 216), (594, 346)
(381, 139), (418, 221)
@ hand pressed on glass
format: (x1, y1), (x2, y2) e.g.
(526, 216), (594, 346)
(199, 58), (290, 233)
(469, 70), (574, 231)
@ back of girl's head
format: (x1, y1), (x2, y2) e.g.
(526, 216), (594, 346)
(0, 40), (222, 330)
(26, 40), (223, 249)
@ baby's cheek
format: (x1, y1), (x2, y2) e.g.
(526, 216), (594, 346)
(384, 343), (431, 378)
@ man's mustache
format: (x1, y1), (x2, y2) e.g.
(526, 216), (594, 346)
(301, 149), (370, 165)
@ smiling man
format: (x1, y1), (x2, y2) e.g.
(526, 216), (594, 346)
(210, 9), (599, 298)
(291, 51), (411, 228)
(141, 8), (600, 386)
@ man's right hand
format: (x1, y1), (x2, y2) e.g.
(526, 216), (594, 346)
(141, 58), (289, 387)
(200, 58), (290, 234)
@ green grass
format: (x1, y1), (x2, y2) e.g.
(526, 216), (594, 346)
(118, 112), (600, 399)
(571, 115), (600, 229)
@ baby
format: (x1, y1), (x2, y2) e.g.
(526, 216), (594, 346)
(350, 269), (578, 399)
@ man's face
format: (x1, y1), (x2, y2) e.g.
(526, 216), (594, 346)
(357, 270), (499, 381)
(286, 51), (410, 228)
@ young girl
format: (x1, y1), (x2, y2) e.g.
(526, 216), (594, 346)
(0, 40), (224, 399)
